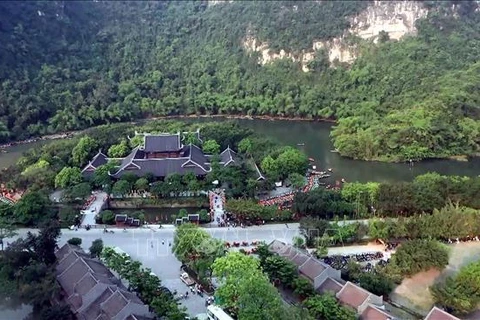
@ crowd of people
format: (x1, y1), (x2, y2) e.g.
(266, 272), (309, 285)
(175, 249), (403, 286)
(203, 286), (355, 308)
(0, 185), (22, 203)
(259, 172), (332, 207)
(82, 194), (97, 210)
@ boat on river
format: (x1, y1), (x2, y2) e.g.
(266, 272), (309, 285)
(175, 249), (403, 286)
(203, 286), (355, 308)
(308, 157), (315, 162)
(297, 143), (305, 146)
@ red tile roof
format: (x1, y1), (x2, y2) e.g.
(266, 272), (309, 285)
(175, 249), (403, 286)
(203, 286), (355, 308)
(317, 277), (344, 295)
(299, 257), (326, 281)
(424, 307), (460, 320)
(337, 282), (370, 309)
(361, 305), (394, 320)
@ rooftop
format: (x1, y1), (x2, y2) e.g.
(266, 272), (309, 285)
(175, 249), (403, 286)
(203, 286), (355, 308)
(424, 307), (460, 320)
(316, 277), (344, 295)
(361, 305), (395, 320)
(337, 281), (371, 309)
(142, 133), (181, 153)
(55, 244), (153, 320)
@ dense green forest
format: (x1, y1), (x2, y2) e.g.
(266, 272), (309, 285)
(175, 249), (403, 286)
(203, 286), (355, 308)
(0, 1), (479, 161)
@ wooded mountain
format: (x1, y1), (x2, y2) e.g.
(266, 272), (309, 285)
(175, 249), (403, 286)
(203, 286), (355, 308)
(0, 0), (479, 161)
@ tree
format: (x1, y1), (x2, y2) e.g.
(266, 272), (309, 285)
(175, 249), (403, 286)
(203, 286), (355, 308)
(276, 147), (309, 178)
(89, 239), (104, 258)
(357, 271), (395, 297)
(13, 191), (51, 226)
(67, 237), (82, 246)
(72, 136), (98, 167)
(292, 236), (305, 248)
(299, 217), (330, 247)
(303, 294), (356, 320)
(263, 255), (298, 287)
(54, 167), (83, 189)
(91, 162), (116, 188)
(197, 209), (211, 223)
(288, 172), (305, 190)
(65, 182), (92, 201)
(261, 155), (279, 180)
(0, 218), (17, 250)
(293, 277), (315, 299)
(107, 140), (129, 158)
(112, 180), (131, 197)
(101, 210), (115, 224)
(212, 252), (290, 319)
(238, 138), (252, 155)
(134, 177), (149, 192)
(383, 239), (449, 282)
(202, 139), (220, 154)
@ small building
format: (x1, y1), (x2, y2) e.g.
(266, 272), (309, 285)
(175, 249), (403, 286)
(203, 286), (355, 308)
(360, 305), (396, 320)
(316, 277), (344, 295)
(336, 281), (383, 314)
(54, 244), (154, 320)
(81, 150), (108, 177)
(268, 240), (342, 290)
(115, 214), (141, 227)
(424, 307), (460, 320)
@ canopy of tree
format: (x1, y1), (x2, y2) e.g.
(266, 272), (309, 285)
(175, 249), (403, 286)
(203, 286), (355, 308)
(0, 221), (74, 319)
(432, 259), (480, 315)
(0, 1), (479, 161)
(380, 239), (449, 283)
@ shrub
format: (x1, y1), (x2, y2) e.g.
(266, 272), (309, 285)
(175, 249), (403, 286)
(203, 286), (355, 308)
(67, 237), (82, 246)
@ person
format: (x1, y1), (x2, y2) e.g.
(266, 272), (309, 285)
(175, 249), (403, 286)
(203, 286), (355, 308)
(162, 240), (165, 245)
(169, 242), (172, 247)
(151, 241), (153, 248)
(185, 291), (189, 298)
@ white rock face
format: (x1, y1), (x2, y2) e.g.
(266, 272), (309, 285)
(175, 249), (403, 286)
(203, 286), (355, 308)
(351, 1), (428, 42)
(242, 1), (430, 70)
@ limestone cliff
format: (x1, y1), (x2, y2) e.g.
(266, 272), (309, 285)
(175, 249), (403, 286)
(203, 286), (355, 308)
(243, 1), (430, 70)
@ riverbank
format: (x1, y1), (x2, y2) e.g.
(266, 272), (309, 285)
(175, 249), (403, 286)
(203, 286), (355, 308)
(0, 131), (80, 149)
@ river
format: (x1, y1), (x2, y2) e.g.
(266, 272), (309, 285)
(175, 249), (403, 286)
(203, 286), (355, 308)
(0, 119), (478, 182)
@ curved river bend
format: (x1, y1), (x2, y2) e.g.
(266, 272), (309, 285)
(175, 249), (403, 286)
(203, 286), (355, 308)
(0, 119), (478, 183)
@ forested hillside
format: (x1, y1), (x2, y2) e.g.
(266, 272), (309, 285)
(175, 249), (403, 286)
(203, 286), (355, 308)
(0, 1), (479, 161)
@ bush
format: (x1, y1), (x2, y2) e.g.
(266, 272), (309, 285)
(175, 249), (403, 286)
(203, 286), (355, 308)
(89, 239), (104, 258)
(67, 237), (82, 246)
(101, 210), (116, 225)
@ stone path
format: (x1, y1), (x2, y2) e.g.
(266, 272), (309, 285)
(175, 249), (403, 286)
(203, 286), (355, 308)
(80, 191), (108, 227)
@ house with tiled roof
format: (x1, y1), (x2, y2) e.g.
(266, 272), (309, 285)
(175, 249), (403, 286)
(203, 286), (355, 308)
(81, 132), (238, 180)
(54, 244), (154, 320)
(360, 305), (396, 320)
(82, 150), (108, 177)
(336, 281), (383, 314)
(268, 240), (341, 289)
(268, 240), (397, 320)
(424, 307), (460, 320)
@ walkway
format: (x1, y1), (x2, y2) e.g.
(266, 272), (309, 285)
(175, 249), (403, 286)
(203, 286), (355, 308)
(80, 191), (108, 227)
(209, 190), (225, 226)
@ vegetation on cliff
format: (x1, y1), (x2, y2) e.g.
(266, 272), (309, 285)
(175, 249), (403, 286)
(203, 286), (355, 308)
(0, 1), (479, 161)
